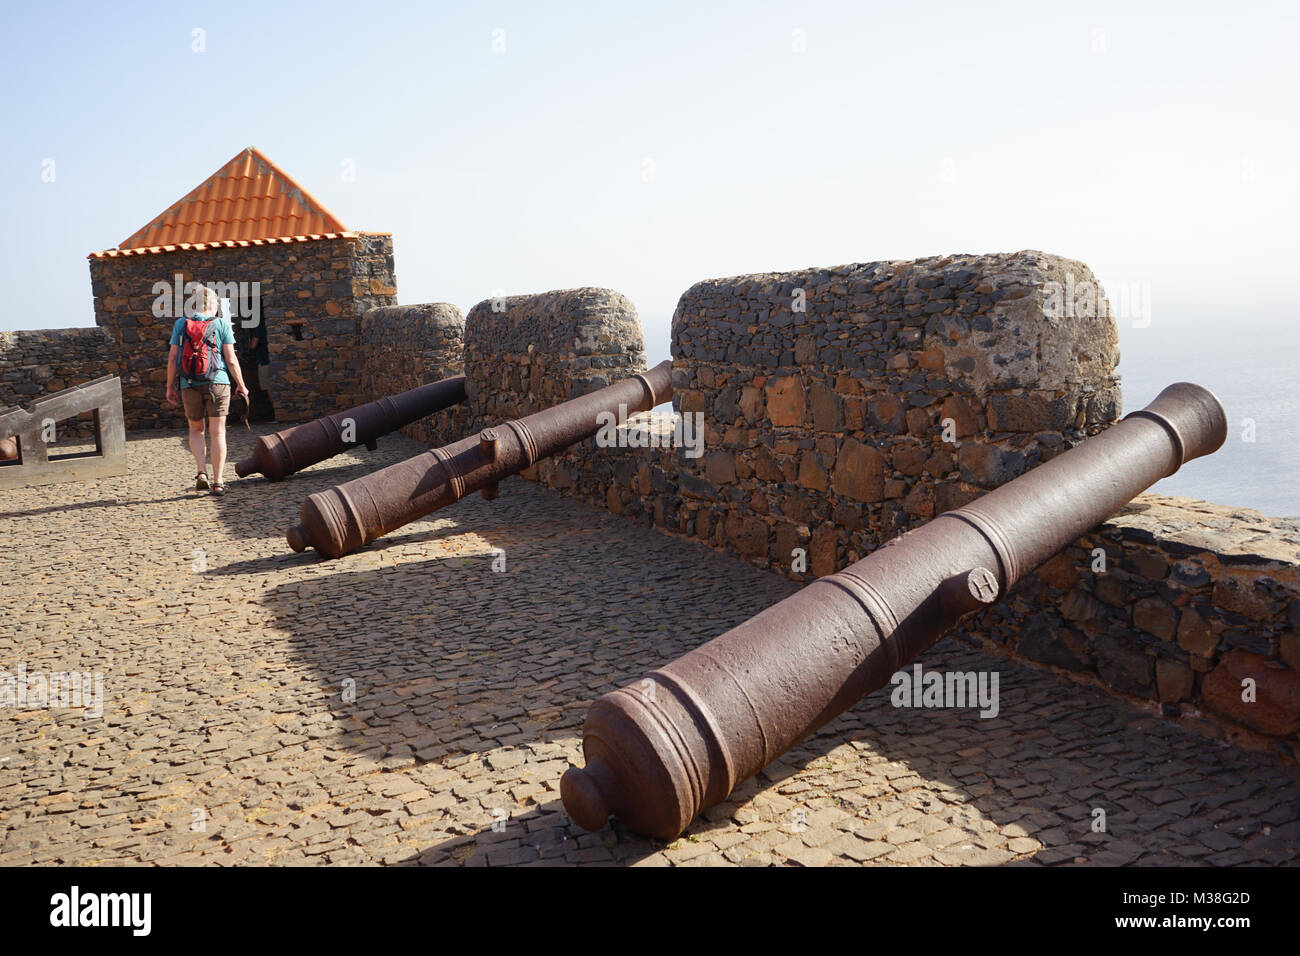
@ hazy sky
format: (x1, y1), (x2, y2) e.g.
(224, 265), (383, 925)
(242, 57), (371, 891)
(4, 0), (1297, 370)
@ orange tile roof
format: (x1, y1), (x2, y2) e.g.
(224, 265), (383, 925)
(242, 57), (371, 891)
(92, 147), (358, 257)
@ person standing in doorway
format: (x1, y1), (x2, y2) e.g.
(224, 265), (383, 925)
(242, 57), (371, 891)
(248, 323), (275, 423)
(165, 285), (250, 495)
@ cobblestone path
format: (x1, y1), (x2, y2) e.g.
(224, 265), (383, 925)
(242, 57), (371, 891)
(2, 429), (1298, 865)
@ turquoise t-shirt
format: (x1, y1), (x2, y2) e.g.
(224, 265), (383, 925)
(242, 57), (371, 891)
(170, 315), (235, 387)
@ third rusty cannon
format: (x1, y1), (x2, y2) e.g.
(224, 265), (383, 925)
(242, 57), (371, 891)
(235, 375), (467, 481)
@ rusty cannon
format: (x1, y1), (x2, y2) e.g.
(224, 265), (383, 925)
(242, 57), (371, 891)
(234, 376), (467, 481)
(560, 382), (1228, 840)
(286, 360), (672, 558)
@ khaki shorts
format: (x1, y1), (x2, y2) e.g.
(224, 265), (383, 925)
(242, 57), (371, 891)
(256, 363), (273, 390)
(182, 384), (231, 420)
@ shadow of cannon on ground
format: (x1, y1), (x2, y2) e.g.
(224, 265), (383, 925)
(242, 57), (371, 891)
(246, 468), (1300, 866)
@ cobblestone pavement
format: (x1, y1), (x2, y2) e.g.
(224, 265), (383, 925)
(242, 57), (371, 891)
(2, 428), (1299, 866)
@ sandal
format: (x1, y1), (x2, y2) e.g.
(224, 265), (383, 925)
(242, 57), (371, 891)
(211, 482), (226, 496)
(195, 472), (210, 491)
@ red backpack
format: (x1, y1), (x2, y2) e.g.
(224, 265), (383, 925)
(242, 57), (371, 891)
(178, 317), (222, 382)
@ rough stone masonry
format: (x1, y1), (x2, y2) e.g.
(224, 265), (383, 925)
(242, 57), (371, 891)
(87, 234), (398, 427)
(451, 251), (1299, 762)
(359, 302), (468, 447)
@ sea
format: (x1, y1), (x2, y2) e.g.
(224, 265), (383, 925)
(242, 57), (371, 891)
(1116, 317), (1298, 518)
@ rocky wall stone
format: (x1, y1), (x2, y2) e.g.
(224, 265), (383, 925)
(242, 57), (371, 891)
(0, 328), (120, 439)
(957, 494), (1300, 759)
(464, 287), (647, 415)
(659, 250), (1120, 582)
(359, 303), (467, 446)
(463, 287), (653, 503)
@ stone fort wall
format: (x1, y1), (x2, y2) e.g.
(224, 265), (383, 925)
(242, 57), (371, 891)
(0, 327), (121, 439)
(463, 287), (650, 501)
(963, 493), (1300, 756)
(0, 327), (120, 406)
(663, 251), (1121, 572)
(452, 253), (1299, 762)
(359, 303), (468, 447)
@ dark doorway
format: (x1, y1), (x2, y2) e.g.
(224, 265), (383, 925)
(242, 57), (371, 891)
(232, 292), (275, 423)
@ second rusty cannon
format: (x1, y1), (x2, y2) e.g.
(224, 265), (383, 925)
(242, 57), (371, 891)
(560, 382), (1229, 840)
(286, 360), (672, 557)
(235, 375), (467, 481)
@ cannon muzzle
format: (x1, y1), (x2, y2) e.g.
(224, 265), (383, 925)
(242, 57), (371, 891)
(287, 361), (673, 558)
(561, 382), (1228, 839)
(0, 437), (17, 461)
(235, 375), (467, 481)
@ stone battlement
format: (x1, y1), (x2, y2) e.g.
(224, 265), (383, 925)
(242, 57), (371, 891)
(438, 251), (1298, 761)
(359, 302), (467, 447)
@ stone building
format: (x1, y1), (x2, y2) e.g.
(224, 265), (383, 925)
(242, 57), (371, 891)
(86, 147), (397, 426)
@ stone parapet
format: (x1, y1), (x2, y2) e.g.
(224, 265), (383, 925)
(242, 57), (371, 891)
(359, 302), (467, 446)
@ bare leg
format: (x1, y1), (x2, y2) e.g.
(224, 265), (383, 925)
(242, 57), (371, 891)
(209, 416), (227, 484)
(188, 418), (207, 474)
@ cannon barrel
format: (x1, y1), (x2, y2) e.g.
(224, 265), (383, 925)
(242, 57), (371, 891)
(0, 437), (16, 461)
(234, 375), (468, 481)
(561, 382), (1228, 840)
(233, 374), (467, 478)
(286, 360), (673, 558)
